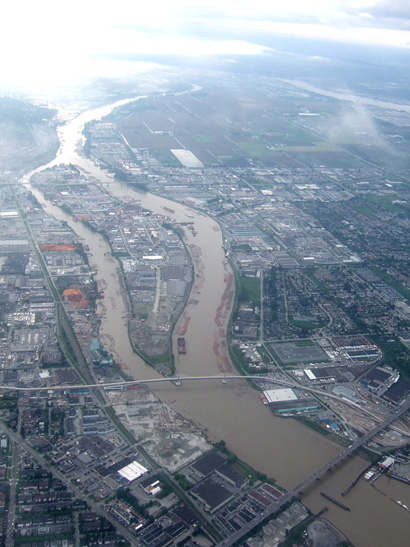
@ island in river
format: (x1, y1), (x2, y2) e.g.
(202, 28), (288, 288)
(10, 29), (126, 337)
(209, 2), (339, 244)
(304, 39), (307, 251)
(6, 75), (410, 547)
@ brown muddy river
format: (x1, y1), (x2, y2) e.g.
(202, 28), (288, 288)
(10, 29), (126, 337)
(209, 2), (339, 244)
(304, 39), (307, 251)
(24, 96), (410, 547)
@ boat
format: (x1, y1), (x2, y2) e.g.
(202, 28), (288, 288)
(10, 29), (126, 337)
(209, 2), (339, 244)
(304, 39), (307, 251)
(177, 337), (186, 354)
(259, 393), (269, 405)
(163, 206), (175, 213)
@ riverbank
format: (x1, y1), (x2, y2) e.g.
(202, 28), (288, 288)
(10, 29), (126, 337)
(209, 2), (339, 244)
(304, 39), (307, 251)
(21, 94), (410, 547)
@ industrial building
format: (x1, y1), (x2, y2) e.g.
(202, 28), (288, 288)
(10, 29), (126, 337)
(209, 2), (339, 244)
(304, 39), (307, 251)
(360, 367), (398, 392)
(379, 457), (395, 470)
(263, 388), (320, 416)
(263, 388), (298, 402)
(118, 461), (148, 482)
(191, 477), (235, 513)
(215, 463), (248, 488)
(332, 385), (360, 404)
(190, 451), (227, 478)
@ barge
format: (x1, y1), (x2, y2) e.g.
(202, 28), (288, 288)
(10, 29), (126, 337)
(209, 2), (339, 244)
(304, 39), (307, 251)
(177, 337), (186, 354)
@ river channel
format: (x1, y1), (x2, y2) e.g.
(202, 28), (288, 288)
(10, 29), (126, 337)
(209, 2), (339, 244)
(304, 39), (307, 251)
(24, 96), (410, 547)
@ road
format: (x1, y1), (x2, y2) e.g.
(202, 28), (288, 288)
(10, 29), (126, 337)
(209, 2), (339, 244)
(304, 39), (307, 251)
(10, 184), (99, 392)
(217, 394), (410, 546)
(5, 439), (19, 547)
(1, 373), (408, 544)
(0, 372), (406, 434)
(0, 373), (402, 426)
(0, 421), (138, 546)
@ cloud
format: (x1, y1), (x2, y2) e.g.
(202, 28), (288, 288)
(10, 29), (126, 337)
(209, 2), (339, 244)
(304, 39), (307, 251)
(2, 0), (410, 94)
(327, 106), (381, 141)
(344, 1), (410, 20)
(321, 1), (410, 30)
(0, 2), (273, 94)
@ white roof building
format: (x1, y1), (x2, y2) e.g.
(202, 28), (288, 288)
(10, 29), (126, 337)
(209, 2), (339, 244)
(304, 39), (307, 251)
(118, 461), (148, 482)
(263, 388), (298, 403)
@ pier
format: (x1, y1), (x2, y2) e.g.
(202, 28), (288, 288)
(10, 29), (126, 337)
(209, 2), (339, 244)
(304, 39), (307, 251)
(320, 492), (350, 511)
(1, 373), (409, 547)
(217, 392), (410, 546)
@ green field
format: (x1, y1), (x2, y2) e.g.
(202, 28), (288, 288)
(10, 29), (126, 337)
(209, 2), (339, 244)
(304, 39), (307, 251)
(237, 141), (275, 158)
(293, 339), (315, 347)
(114, 81), (410, 169)
(289, 318), (323, 329)
(237, 274), (261, 307)
(366, 194), (410, 216)
(370, 266), (410, 301)
(153, 149), (183, 167)
(194, 134), (215, 143)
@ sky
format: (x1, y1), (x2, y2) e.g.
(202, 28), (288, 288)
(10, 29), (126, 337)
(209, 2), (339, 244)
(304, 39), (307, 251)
(2, 0), (410, 94)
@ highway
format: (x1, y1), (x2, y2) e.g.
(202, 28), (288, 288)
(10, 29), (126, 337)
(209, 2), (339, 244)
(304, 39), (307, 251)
(10, 184), (98, 392)
(5, 373), (296, 392)
(217, 394), (410, 547)
(0, 373), (401, 427)
(1, 372), (407, 437)
(2, 373), (409, 545)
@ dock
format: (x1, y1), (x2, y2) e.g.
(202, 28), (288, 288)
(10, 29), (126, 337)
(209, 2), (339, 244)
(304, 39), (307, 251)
(320, 492), (350, 511)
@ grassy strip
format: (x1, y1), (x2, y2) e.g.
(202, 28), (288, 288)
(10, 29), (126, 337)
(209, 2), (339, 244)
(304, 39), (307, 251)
(289, 319), (323, 330)
(295, 416), (332, 437)
(57, 310), (90, 385)
(264, 344), (283, 365)
(173, 473), (194, 491)
(236, 274), (261, 307)
(229, 343), (250, 376)
(149, 353), (171, 364)
(294, 339), (315, 347)
(257, 345), (274, 365)
(370, 265), (410, 302)
(228, 270), (260, 371)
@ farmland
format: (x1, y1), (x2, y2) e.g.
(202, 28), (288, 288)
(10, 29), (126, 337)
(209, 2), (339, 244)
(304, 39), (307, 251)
(116, 80), (380, 169)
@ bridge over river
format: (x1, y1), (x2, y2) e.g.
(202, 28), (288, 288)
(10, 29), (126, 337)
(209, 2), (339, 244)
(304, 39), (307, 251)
(1, 373), (409, 545)
(217, 393), (410, 547)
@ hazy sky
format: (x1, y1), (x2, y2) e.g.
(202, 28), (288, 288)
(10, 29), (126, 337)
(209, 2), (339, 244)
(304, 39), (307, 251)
(2, 1), (410, 93)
